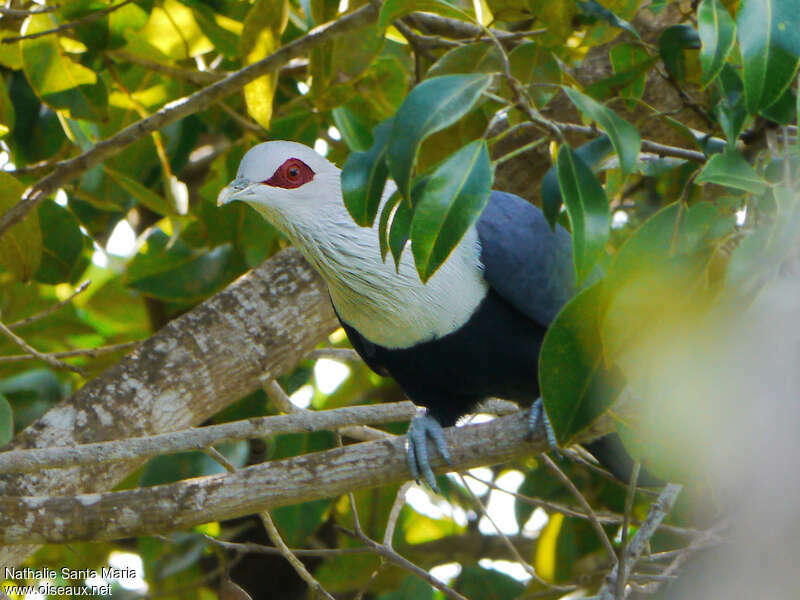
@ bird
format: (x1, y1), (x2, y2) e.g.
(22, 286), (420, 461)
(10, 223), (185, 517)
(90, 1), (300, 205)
(217, 140), (641, 490)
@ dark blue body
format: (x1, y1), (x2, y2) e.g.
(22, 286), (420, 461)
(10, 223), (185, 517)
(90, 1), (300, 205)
(338, 191), (573, 426)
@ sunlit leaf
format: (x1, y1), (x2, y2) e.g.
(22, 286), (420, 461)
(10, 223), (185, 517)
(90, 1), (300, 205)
(378, 0), (466, 28)
(427, 42), (502, 77)
(696, 149), (769, 193)
(35, 200), (87, 285)
(103, 166), (176, 216)
(0, 393), (12, 446)
(698, 0), (736, 86)
(0, 77), (14, 138)
(0, 173), (40, 281)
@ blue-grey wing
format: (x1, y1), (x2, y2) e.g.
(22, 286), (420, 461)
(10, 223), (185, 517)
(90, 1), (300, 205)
(476, 191), (574, 327)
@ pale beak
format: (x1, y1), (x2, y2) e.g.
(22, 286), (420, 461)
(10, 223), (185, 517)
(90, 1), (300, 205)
(217, 176), (253, 207)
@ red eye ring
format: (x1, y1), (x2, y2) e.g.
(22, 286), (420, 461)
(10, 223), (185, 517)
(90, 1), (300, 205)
(262, 158), (314, 189)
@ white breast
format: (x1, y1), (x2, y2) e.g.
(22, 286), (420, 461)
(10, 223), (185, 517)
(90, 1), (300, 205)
(289, 183), (488, 349)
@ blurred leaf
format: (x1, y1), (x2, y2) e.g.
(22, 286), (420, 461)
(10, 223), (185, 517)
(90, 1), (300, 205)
(0, 32), (23, 70)
(140, 442), (248, 486)
(378, 0), (465, 28)
(508, 42), (561, 108)
(0, 172), (41, 281)
(0, 77), (14, 138)
(659, 24), (701, 82)
(58, 0), (111, 50)
(240, 0), (288, 130)
(759, 85), (796, 124)
(575, 0), (640, 39)
(141, 0), (214, 59)
(103, 165), (175, 216)
(454, 565), (525, 598)
(410, 140), (492, 282)
(181, 0), (242, 57)
(556, 145), (610, 284)
(34, 200), (87, 285)
(529, 0), (577, 45)
(376, 576), (434, 600)
(342, 119), (392, 226)
(0, 369), (66, 431)
(427, 42), (503, 77)
(541, 136), (614, 228)
(539, 282), (623, 445)
(21, 15), (108, 121)
(738, 0), (800, 114)
(713, 64), (747, 145)
(698, 0), (736, 86)
(377, 188), (402, 261)
(0, 393), (12, 446)
(608, 43), (653, 103)
(387, 74), (491, 199)
(563, 87), (641, 174)
(696, 149), (769, 193)
(332, 105), (374, 151)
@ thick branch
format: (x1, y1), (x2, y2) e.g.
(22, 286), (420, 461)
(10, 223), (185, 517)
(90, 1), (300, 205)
(0, 413), (546, 544)
(0, 3), (380, 239)
(0, 248), (338, 565)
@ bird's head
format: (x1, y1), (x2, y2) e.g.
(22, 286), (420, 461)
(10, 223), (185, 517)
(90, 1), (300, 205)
(217, 141), (342, 236)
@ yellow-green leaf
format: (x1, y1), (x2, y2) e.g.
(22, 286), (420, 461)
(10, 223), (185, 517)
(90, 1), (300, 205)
(240, 0), (288, 130)
(0, 173), (41, 281)
(0, 77), (14, 138)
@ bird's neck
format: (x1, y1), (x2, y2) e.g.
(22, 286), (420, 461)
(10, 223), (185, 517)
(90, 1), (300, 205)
(288, 184), (489, 349)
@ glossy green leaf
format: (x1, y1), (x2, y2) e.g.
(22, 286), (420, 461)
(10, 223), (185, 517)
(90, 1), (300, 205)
(342, 119), (392, 226)
(540, 282), (623, 445)
(608, 42), (652, 102)
(0, 77), (14, 138)
(35, 200), (87, 285)
(21, 14), (108, 121)
(427, 43), (503, 77)
(713, 64), (747, 145)
(658, 24), (701, 82)
(378, 189), (401, 261)
(378, 0), (465, 28)
(556, 145), (610, 283)
(695, 149), (769, 193)
(332, 105), (374, 152)
(760, 85), (797, 124)
(240, 0), (288, 129)
(410, 140), (492, 282)
(698, 0), (736, 86)
(0, 393), (12, 446)
(541, 136), (613, 229)
(563, 87), (641, 174)
(103, 166), (176, 216)
(575, 0), (640, 39)
(738, 0), (800, 114)
(0, 173), (41, 281)
(387, 74), (492, 199)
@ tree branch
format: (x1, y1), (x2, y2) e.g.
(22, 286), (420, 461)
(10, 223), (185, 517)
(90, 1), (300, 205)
(0, 2), (381, 240)
(0, 413), (547, 544)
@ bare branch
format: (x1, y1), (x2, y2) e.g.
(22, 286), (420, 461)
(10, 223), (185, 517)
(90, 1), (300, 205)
(0, 3), (381, 240)
(0, 402), (416, 475)
(0, 340), (140, 365)
(2, 0), (134, 43)
(0, 4), (58, 16)
(0, 412), (549, 544)
(0, 319), (84, 375)
(8, 280), (90, 330)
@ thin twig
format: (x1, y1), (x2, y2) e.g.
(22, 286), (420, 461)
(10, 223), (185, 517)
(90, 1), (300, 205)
(616, 461), (641, 600)
(308, 347), (361, 362)
(0, 340), (141, 364)
(8, 280), (91, 329)
(0, 320), (84, 375)
(0, 402), (416, 475)
(341, 527), (470, 600)
(203, 535), (370, 557)
(0, 5), (58, 16)
(2, 0), (134, 43)
(541, 453), (618, 565)
(384, 483), (412, 548)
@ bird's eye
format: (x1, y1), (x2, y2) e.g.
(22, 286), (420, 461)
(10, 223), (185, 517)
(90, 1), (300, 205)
(262, 157), (315, 189)
(287, 166), (300, 179)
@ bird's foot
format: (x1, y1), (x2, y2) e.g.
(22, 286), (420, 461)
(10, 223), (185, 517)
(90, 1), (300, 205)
(528, 399), (560, 457)
(406, 414), (452, 493)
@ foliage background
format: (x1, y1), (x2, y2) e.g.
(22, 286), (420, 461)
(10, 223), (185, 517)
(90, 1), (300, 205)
(0, 0), (798, 598)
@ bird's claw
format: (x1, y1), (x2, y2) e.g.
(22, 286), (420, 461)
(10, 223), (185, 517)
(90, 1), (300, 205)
(406, 414), (452, 492)
(528, 399), (561, 458)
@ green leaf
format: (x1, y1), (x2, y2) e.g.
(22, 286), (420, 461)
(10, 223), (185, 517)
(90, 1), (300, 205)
(376, 576), (434, 600)
(342, 119), (392, 226)
(695, 149), (769, 193)
(0, 393), (12, 446)
(540, 281), (623, 445)
(240, 0), (288, 129)
(35, 200), (87, 285)
(332, 105), (374, 152)
(0, 77), (14, 138)
(541, 136), (614, 228)
(608, 42), (652, 102)
(427, 42), (503, 77)
(556, 146), (610, 283)
(181, 0), (242, 58)
(378, 189), (402, 261)
(760, 85), (797, 124)
(698, 0), (736, 86)
(0, 173), (41, 281)
(738, 0), (800, 114)
(387, 74), (492, 199)
(563, 87), (641, 174)
(658, 24), (701, 82)
(508, 42), (562, 108)
(378, 0), (466, 28)
(713, 64), (747, 145)
(389, 192), (413, 267)
(575, 0), (640, 39)
(103, 166), (176, 216)
(21, 14), (108, 121)
(410, 140), (492, 282)
(453, 566), (525, 599)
